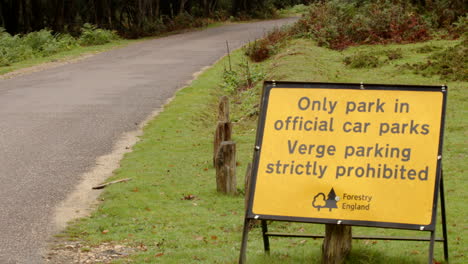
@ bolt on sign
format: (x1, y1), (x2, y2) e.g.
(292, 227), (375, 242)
(247, 81), (447, 229)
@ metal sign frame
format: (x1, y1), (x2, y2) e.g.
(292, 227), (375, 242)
(239, 81), (449, 264)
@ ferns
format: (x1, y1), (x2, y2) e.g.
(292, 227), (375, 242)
(0, 25), (120, 67)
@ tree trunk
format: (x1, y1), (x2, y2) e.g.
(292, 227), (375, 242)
(55, 0), (65, 31)
(138, 0), (143, 28)
(20, 0), (31, 33)
(154, 0), (160, 19)
(3, 0), (20, 34)
(203, 0), (209, 16)
(209, 0), (218, 15)
(321, 224), (352, 264)
(179, 0), (188, 15)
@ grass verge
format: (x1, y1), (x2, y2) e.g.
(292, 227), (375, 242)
(59, 38), (466, 263)
(0, 39), (135, 76)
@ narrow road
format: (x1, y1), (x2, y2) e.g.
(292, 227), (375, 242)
(0, 18), (297, 264)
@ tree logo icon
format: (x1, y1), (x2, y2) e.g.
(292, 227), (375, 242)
(312, 188), (339, 212)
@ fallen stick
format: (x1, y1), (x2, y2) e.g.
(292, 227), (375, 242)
(92, 178), (132, 189)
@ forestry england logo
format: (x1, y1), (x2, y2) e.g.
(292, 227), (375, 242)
(312, 188), (339, 212)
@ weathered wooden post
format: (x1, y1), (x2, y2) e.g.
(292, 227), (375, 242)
(214, 96), (237, 194)
(217, 95), (230, 122)
(215, 141), (237, 194)
(213, 96), (232, 166)
(321, 224), (352, 264)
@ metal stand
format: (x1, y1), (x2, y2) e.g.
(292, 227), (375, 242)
(428, 169), (449, 264)
(440, 171), (449, 262)
(428, 230), (436, 264)
(261, 220), (270, 253)
(239, 218), (250, 264)
(239, 175), (450, 264)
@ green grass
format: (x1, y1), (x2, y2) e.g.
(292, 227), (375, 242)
(62, 38), (467, 263)
(0, 39), (136, 76)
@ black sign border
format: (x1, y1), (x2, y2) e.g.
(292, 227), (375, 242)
(246, 81), (448, 231)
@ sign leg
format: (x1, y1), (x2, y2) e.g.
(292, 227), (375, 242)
(428, 231), (436, 264)
(239, 218), (250, 264)
(440, 171), (449, 262)
(261, 220), (270, 253)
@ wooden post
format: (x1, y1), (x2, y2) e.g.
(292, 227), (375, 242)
(218, 96), (230, 122)
(215, 141), (237, 195)
(244, 163), (252, 208)
(321, 224), (352, 264)
(214, 122), (232, 164)
(214, 96), (232, 166)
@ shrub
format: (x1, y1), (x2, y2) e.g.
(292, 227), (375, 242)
(0, 25), (109, 67)
(384, 49), (403, 60)
(291, 0), (431, 50)
(415, 45), (443, 54)
(343, 47), (405, 69)
(343, 52), (381, 68)
(449, 15), (468, 38)
(245, 27), (290, 62)
(421, 0), (467, 30)
(221, 61), (265, 93)
(21, 29), (77, 56)
(0, 29), (35, 66)
(56, 33), (79, 50)
(21, 30), (56, 52)
(170, 13), (197, 30)
(245, 40), (271, 62)
(403, 38), (467, 81)
(221, 70), (240, 93)
(78, 23), (119, 46)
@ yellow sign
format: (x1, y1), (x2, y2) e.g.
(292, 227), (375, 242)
(251, 85), (445, 227)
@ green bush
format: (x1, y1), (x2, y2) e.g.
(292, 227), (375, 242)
(245, 27), (290, 62)
(291, 0), (430, 50)
(142, 19), (167, 35)
(0, 24), (116, 67)
(421, 0), (467, 29)
(415, 45), (443, 54)
(21, 29), (77, 56)
(78, 23), (119, 46)
(343, 52), (381, 68)
(384, 49), (403, 60)
(0, 28), (34, 66)
(221, 61), (265, 93)
(449, 15), (468, 38)
(21, 30), (55, 52)
(342, 47), (405, 69)
(403, 38), (467, 81)
(221, 70), (240, 93)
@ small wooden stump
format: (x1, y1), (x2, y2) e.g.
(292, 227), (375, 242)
(215, 141), (237, 195)
(321, 224), (352, 264)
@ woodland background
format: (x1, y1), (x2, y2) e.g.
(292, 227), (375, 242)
(1, 0), (465, 38)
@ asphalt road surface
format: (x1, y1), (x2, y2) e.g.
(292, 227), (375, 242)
(0, 18), (297, 263)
